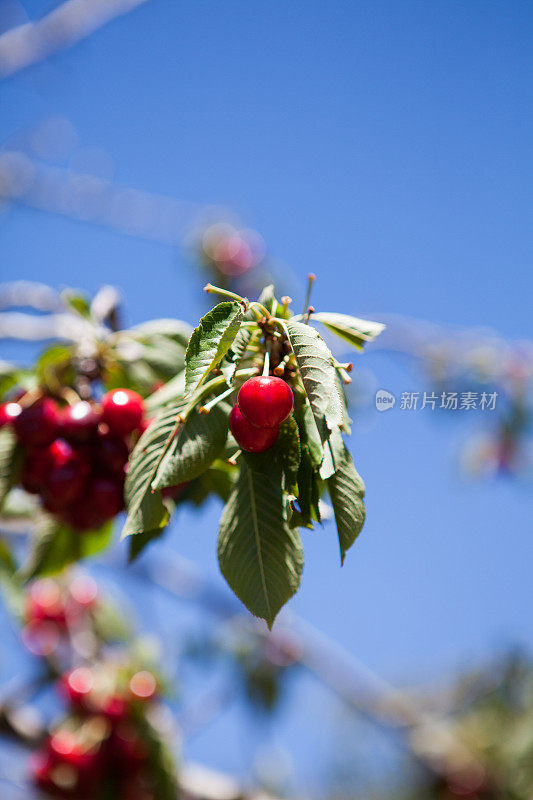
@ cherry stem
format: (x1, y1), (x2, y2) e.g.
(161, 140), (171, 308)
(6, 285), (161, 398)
(201, 385), (235, 413)
(301, 273), (316, 316)
(262, 348), (270, 376)
(203, 284), (247, 305)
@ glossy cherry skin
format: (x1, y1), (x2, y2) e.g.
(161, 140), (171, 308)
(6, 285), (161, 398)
(237, 376), (294, 428)
(94, 429), (129, 477)
(21, 446), (50, 493)
(60, 401), (100, 442)
(90, 476), (125, 518)
(41, 439), (90, 511)
(13, 398), (59, 446)
(101, 389), (144, 436)
(229, 405), (279, 453)
(0, 401), (22, 428)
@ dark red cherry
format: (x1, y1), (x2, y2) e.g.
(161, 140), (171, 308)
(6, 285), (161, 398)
(13, 398), (59, 446)
(60, 667), (94, 709)
(0, 401), (22, 428)
(229, 405), (279, 453)
(94, 429), (129, 476)
(21, 446), (50, 493)
(26, 579), (67, 626)
(101, 389), (144, 436)
(237, 376), (293, 428)
(41, 439), (90, 511)
(90, 476), (125, 519)
(60, 401), (100, 442)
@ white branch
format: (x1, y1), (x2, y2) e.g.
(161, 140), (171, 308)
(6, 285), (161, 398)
(0, 0), (151, 79)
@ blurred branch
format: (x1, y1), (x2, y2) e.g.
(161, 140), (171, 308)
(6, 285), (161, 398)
(0, 0), (151, 79)
(0, 149), (199, 244)
(134, 549), (484, 781)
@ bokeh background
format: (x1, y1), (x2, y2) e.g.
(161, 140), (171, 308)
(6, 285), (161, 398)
(1, 0), (532, 795)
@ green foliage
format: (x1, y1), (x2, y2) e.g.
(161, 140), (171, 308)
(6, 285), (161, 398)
(218, 455), (303, 628)
(152, 403), (229, 490)
(283, 318), (337, 441)
(122, 403), (183, 540)
(311, 311), (385, 350)
(327, 440), (366, 564)
(24, 517), (114, 578)
(1, 281), (382, 624)
(185, 301), (245, 396)
(0, 427), (21, 507)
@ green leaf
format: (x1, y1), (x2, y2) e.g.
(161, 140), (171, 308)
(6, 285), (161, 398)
(329, 373), (352, 435)
(311, 312), (385, 351)
(185, 301), (244, 397)
(62, 290), (92, 318)
(128, 527), (166, 563)
(0, 538), (15, 574)
(272, 415), (300, 490)
(218, 456), (303, 627)
(295, 400), (323, 468)
(284, 319), (337, 440)
(24, 518), (114, 579)
(327, 442), (366, 564)
(291, 443), (321, 529)
(0, 428), (21, 507)
(122, 403), (184, 539)
(36, 344), (74, 389)
(152, 403), (228, 490)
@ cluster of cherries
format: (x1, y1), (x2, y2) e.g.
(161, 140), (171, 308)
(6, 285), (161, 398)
(229, 376), (294, 453)
(22, 576), (99, 657)
(31, 665), (159, 799)
(0, 388), (147, 531)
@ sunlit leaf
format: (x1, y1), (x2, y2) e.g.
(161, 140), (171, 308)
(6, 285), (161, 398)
(185, 301), (244, 397)
(311, 311), (385, 351)
(218, 455), (303, 627)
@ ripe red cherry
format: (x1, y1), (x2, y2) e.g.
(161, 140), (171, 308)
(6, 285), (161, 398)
(101, 389), (144, 436)
(41, 439), (90, 511)
(0, 401), (22, 428)
(237, 376), (293, 428)
(21, 446), (50, 493)
(229, 405), (279, 453)
(60, 667), (94, 709)
(94, 429), (129, 476)
(90, 476), (125, 519)
(13, 398), (59, 446)
(60, 401), (100, 442)
(26, 579), (67, 626)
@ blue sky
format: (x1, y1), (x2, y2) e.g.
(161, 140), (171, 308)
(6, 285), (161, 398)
(1, 0), (532, 788)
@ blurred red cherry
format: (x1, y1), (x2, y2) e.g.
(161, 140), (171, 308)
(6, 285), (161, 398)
(14, 398), (59, 446)
(101, 389), (144, 437)
(60, 401), (100, 442)
(0, 401), (22, 428)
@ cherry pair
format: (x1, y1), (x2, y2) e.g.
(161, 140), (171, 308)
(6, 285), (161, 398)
(229, 376), (294, 453)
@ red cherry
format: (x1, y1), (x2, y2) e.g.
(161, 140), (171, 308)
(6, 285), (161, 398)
(90, 476), (125, 519)
(94, 429), (129, 477)
(26, 579), (67, 626)
(101, 694), (129, 724)
(237, 376), (293, 428)
(21, 446), (50, 493)
(229, 405), (279, 453)
(101, 389), (144, 436)
(0, 401), (22, 428)
(13, 398), (59, 446)
(41, 440), (90, 511)
(60, 667), (94, 709)
(60, 401), (100, 442)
